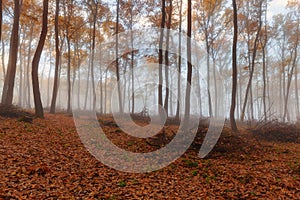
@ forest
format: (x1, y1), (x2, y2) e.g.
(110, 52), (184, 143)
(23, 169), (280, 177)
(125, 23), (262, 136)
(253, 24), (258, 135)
(0, 0), (299, 199)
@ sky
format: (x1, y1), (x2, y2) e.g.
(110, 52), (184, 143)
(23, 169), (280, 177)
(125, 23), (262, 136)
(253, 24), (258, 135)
(267, 0), (288, 19)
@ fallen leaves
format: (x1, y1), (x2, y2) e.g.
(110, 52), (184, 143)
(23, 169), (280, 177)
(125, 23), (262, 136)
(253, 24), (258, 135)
(0, 113), (299, 199)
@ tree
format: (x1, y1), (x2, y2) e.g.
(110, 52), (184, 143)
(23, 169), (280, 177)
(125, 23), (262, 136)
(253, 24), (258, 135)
(259, 1), (269, 121)
(283, 1), (300, 122)
(118, 0), (140, 114)
(65, 0), (72, 113)
(87, 0), (99, 111)
(175, 0), (183, 120)
(240, 0), (264, 121)
(32, 0), (48, 118)
(163, 0), (172, 116)
(158, 0), (166, 118)
(50, 0), (60, 114)
(230, 0), (238, 133)
(194, 0), (224, 117)
(116, 0), (123, 114)
(1, 0), (20, 106)
(183, 0), (192, 126)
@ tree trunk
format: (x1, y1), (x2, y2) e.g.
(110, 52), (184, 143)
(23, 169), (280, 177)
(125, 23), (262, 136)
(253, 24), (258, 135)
(205, 39), (213, 117)
(212, 58), (217, 116)
(84, 44), (91, 110)
(47, 49), (52, 108)
(25, 24), (34, 109)
(295, 59), (299, 118)
(261, 39), (267, 120)
(91, 0), (98, 111)
(116, 0), (123, 114)
(64, 0), (73, 113)
(76, 44), (81, 110)
(130, 1), (135, 114)
(50, 0), (60, 114)
(32, 0), (48, 118)
(261, 1), (268, 121)
(18, 29), (24, 107)
(183, 0), (192, 127)
(230, 0), (238, 133)
(1, 0), (20, 105)
(1, 40), (5, 82)
(163, 0), (172, 117)
(175, 0), (182, 120)
(66, 37), (71, 113)
(158, 0), (166, 118)
(284, 42), (298, 122)
(104, 68), (108, 114)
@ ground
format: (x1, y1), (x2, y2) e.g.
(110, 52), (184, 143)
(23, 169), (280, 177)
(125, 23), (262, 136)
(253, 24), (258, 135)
(0, 112), (299, 199)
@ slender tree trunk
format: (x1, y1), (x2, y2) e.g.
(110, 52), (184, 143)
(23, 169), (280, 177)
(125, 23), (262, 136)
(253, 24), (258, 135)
(295, 16), (300, 118)
(73, 30), (83, 110)
(1, 0), (20, 105)
(25, 24), (34, 108)
(91, 1), (98, 111)
(32, 0), (48, 118)
(295, 59), (299, 118)
(50, 0), (60, 114)
(158, 0), (166, 118)
(195, 67), (202, 116)
(130, 2), (135, 114)
(230, 0), (238, 133)
(63, 0), (73, 113)
(99, 71), (103, 114)
(104, 69), (108, 114)
(212, 58), (217, 116)
(66, 37), (71, 112)
(46, 48), (52, 108)
(116, 0), (123, 114)
(175, 0), (182, 120)
(250, 84), (254, 120)
(284, 43), (298, 122)
(279, 68), (283, 118)
(1, 40), (5, 81)
(122, 63), (127, 112)
(163, 0), (172, 117)
(261, 1), (268, 121)
(170, 75), (173, 116)
(84, 44), (91, 110)
(18, 29), (24, 107)
(262, 40), (267, 120)
(97, 26), (103, 114)
(183, 0), (192, 126)
(205, 40), (213, 117)
(72, 47), (76, 95)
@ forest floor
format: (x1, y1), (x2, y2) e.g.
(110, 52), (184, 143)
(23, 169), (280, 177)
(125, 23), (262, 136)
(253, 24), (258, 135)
(0, 110), (299, 199)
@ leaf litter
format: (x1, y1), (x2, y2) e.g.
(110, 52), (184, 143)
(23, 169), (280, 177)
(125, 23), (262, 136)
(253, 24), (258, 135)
(0, 113), (299, 199)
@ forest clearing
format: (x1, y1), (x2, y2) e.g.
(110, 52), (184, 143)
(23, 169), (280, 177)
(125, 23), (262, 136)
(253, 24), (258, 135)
(0, 108), (299, 199)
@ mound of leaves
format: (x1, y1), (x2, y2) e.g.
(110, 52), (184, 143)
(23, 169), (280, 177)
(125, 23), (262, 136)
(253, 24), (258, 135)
(0, 104), (34, 121)
(252, 120), (300, 143)
(190, 125), (258, 158)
